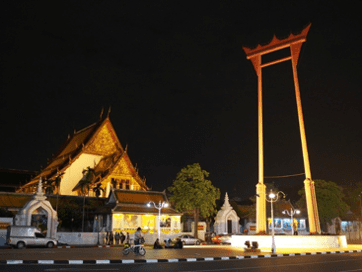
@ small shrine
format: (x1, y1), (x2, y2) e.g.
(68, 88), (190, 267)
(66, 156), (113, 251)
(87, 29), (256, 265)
(214, 193), (240, 234)
(14, 178), (58, 239)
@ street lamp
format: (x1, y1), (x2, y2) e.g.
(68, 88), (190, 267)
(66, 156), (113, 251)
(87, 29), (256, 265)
(266, 190), (285, 253)
(147, 201), (169, 241)
(282, 207), (300, 235)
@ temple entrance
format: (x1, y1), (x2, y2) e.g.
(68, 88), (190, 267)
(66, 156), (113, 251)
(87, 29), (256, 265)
(31, 207), (48, 234)
(227, 219), (232, 234)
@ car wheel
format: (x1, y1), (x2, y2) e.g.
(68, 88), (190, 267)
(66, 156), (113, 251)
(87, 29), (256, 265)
(196, 240), (200, 245)
(46, 242), (54, 248)
(17, 241), (25, 249)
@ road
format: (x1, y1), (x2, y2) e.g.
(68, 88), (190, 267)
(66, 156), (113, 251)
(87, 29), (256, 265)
(2, 252), (362, 272)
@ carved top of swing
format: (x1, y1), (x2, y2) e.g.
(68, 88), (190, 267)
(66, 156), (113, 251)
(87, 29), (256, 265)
(242, 23), (311, 59)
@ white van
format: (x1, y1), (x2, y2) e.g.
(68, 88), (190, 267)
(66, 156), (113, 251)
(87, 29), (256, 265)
(6, 226), (57, 249)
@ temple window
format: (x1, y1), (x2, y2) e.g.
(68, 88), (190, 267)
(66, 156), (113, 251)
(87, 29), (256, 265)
(125, 180), (130, 190)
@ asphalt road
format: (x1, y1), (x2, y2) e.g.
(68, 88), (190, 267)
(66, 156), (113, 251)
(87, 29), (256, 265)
(0, 246), (362, 272)
(2, 253), (362, 272)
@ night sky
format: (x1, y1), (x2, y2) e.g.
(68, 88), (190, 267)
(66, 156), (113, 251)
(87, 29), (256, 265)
(1, 1), (361, 201)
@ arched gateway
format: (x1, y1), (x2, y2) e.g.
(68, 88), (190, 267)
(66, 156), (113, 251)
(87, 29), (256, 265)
(14, 178), (58, 239)
(214, 193), (240, 234)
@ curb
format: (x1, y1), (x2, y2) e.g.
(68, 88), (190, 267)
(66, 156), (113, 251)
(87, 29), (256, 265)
(1, 250), (361, 265)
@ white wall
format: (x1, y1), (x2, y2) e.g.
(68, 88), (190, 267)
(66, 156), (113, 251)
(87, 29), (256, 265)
(231, 234), (347, 249)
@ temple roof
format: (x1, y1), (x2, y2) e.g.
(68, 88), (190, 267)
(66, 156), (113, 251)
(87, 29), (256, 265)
(18, 116), (149, 192)
(107, 189), (181, 216)
(0, 191), (107, 211)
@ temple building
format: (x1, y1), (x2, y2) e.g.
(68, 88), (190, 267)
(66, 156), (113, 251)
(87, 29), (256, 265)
(96, 189), (181, 235)
(18, 114), (149, 197)
(2, 113), (183, 238)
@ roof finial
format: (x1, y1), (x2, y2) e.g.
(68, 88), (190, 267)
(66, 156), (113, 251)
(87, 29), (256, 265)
(107, 106), (111, 117)
(223, 192), (231, 208)
(99, 107), (104, 120)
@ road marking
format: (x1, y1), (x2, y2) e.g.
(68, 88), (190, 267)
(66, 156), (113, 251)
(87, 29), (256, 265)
(96, 260), (110, 264)
(69, 260), (83, 264)
(39, 260), (54, 264)
(178, 256), (362, 272)
(7, 260), (23, 264)
(122, 259), (134, 263)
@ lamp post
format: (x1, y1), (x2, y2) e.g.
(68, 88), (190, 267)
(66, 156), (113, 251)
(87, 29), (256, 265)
(266, 190), (285, 253)
(95, 215), (100, 245)
(282, 207), (300, 235)
(147, 201), (169, 241)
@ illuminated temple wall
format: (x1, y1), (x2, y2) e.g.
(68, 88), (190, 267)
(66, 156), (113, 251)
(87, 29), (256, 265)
(112, 214), (181, 235)
(60, 153), (103, 196)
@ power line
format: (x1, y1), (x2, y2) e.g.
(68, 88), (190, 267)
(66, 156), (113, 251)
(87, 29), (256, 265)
(265, 173), (305, 179)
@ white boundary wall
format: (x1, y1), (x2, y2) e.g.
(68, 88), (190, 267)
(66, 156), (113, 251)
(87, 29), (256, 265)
(231, 235), (347, 249)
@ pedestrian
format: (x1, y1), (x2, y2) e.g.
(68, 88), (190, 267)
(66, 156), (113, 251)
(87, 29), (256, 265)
(115, 231), (120, 245)
(106, 231), (110, 245)
(134, 227), (142, 254)
(126, 232), (130, 245)
(293, 219), (299, 235)
(109, 231), (114, 245)
(120, 231), (125, 245)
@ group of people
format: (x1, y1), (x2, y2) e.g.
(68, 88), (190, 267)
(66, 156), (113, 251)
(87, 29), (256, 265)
(105, 231), (130, 245)
(153, 238), (183, 249)
(105, 227), (183, 252)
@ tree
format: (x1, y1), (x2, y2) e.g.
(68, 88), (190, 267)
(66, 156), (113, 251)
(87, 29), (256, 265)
(80, 167), (95, 232)
(344, 181), (362, 219)
(44, 178), (55, 195)
(297, 179), (349, 231)
(93, 183), (105, 198)
(168, 163), (220, 238)
(53, 172), (64, 213)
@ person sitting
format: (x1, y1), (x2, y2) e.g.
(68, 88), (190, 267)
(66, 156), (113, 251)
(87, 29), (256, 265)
(164, 238), (173, 248)
(173, 238), (183, 249)
(153, 238), (163, 249)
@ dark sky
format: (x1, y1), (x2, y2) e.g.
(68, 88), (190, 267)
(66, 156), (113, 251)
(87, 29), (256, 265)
(1, 1), (361, 201)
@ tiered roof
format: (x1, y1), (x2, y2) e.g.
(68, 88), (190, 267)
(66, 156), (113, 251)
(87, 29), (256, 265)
(18, 116), (149, 193)
(104, 189), (181, 215)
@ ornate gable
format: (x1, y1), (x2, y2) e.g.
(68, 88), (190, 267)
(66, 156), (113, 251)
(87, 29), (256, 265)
(112, 155), (134, 176)
(86, 120), (122, 156)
